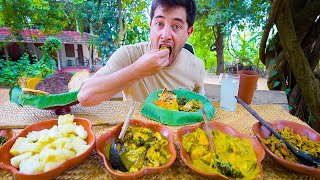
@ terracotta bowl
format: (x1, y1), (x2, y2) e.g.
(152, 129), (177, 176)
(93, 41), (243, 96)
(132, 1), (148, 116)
(177, 121), (265, 180)
(96, 119), (176, 179)
(0, 117), (96, 180)
(0, 129), (15, 147)
(252, 120), (320, 178)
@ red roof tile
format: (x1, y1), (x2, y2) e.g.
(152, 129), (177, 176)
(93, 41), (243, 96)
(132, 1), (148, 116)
(0, 27), (95, 44)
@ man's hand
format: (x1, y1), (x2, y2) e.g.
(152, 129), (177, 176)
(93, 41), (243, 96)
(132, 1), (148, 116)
(132, 49), (170, 77)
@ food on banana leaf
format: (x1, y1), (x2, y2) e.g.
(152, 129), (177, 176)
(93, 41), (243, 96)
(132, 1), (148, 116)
(104, 126), (171, 173)
(154, 89), (200, 112)
(182, 128), (260, 179)
(265, 127), (320, 168)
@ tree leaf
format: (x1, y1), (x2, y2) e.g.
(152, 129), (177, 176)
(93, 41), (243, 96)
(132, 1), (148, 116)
(271, 71), (277, 77)
(284, 88), (291, 95)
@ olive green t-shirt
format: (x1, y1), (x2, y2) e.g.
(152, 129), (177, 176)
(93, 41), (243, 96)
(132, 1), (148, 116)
(96, 42), (205, 101)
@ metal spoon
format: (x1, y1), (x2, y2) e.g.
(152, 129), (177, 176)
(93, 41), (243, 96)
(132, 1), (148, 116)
(109, 102), (137, 172)
(236, 96), (320, 167)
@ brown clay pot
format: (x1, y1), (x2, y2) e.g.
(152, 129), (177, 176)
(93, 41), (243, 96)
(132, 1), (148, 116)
(237, 70), (259, 105)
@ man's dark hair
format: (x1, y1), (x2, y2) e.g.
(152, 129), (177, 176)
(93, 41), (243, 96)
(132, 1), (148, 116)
(150, 0), (196, 28)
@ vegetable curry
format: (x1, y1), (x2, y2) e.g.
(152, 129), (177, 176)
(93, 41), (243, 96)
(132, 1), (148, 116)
(104, 126), (171, 173)
(265, 127), (320, 168)
(182, 128), (260, 179)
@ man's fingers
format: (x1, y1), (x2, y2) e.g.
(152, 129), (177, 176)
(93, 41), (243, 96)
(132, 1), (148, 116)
(160, 57), (170, 67)
(152, 48), (169, 57)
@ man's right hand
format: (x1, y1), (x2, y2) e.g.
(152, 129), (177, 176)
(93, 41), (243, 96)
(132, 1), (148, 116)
(132, 49), (170, 77)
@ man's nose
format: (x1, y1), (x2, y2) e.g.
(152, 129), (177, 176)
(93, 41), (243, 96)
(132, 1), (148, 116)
(161, 25), (173, 41)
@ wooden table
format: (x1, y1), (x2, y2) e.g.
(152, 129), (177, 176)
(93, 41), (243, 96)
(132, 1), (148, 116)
(0, 101), (316, 179)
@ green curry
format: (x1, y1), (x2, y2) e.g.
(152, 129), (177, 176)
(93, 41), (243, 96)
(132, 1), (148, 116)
(104, 126), (171, 173)
(182, 128), (260, 179)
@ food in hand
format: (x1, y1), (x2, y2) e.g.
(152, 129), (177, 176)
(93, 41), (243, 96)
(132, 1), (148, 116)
(265, 127), (320, 168)
(9, 114), (89, 174)
(154, 89), (200, 112)
(182, 128), (260, 179)
(104, 126), (171, 173)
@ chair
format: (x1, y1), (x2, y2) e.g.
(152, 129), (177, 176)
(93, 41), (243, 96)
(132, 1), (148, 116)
(183, 43), (195, 55)
(67, 60), (74, 66)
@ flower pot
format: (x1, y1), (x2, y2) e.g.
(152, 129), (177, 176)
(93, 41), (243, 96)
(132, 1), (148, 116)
(238, 70), (259, 105)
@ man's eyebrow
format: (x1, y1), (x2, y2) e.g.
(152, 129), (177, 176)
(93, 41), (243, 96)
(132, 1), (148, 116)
(154, 15), (184, 24)
(173, 17), (184, 24)
(154, 15), (165, 19)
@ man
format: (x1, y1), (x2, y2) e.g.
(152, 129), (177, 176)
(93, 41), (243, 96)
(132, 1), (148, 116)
(78, 0), (205, 106)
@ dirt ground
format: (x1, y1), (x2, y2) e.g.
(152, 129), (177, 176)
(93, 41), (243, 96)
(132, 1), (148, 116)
(0, 87), (10, 108)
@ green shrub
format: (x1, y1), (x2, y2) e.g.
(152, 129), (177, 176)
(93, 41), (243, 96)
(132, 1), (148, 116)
(0, 37), (61, 87)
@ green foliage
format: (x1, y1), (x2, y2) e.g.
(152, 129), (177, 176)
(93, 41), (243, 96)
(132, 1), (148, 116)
(189, 18), (217, 72)
(0, 36), (61, 87)
(0, 0), (68, 34)
(194, 0), (268, 71)
(121, 1), (151, 45)
(0, 54), (33, 87)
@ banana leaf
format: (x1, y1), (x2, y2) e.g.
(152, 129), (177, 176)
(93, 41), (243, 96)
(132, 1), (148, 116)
(9, 86), (79, 109)
(141, 89), (215, 126)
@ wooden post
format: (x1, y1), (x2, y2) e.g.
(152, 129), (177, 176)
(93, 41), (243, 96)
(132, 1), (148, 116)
(57, 49), (61, 70)
(89, 45), (93, 69)
(4, 45), (9, 60)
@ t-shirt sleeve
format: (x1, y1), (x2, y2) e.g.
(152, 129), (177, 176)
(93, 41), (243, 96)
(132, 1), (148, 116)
(193, 58), (206, 95)
(94, 46), (130, 76)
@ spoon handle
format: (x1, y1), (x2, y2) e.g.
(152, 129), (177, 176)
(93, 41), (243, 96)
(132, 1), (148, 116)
(200, 103), (215, 152)
(118, 102), (137, 140)
(235, 96), (296, 152)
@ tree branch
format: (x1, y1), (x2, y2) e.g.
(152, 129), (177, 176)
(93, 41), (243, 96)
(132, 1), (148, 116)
(259, 0), (282, 65)
(308, 35), (320, 70)
(276, 0), (320, 122)
(294, 0), (320, 39)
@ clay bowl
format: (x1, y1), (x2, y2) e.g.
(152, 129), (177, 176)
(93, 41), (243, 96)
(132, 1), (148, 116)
(0, 117), (95, 180)
(177, 121), (265, 180)
(0, 129), (15, 147)
(252, 120), (320, 178)
(96, 119), (176, 179)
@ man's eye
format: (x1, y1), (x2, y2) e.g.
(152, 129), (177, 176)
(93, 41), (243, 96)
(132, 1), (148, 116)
(172, 24), (181, 30)
(156, 22), (163, 26)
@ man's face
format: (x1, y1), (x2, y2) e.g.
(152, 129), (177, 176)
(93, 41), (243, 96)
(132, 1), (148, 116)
(150, 5), (193, 66)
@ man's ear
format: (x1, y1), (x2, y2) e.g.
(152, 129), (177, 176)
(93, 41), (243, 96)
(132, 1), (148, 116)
(187, 26), (194, 37)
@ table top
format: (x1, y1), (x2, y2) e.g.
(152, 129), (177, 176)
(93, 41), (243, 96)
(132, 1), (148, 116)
(0, 101), (316, 179)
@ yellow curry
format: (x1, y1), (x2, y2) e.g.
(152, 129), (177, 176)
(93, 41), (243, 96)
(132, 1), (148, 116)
(182, 128), (260, 179)
(265, 127), (320, 168)
(104, 126), (171, 173)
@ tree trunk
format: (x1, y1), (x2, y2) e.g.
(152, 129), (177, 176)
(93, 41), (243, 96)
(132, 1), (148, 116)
(260, 0), (320, 131)
(215, 24), (224, 75)
(116, 0), (126, 46)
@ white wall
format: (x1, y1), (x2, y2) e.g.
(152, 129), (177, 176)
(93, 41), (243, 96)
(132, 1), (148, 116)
(58, 43), (99, 67)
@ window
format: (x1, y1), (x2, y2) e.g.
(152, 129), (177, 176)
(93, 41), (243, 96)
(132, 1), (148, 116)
(65, 44), (75, 57)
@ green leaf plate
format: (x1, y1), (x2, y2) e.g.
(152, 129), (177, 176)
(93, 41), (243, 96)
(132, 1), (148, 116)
(9, 86), (79, 114)
(141, 89), (215, 126)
